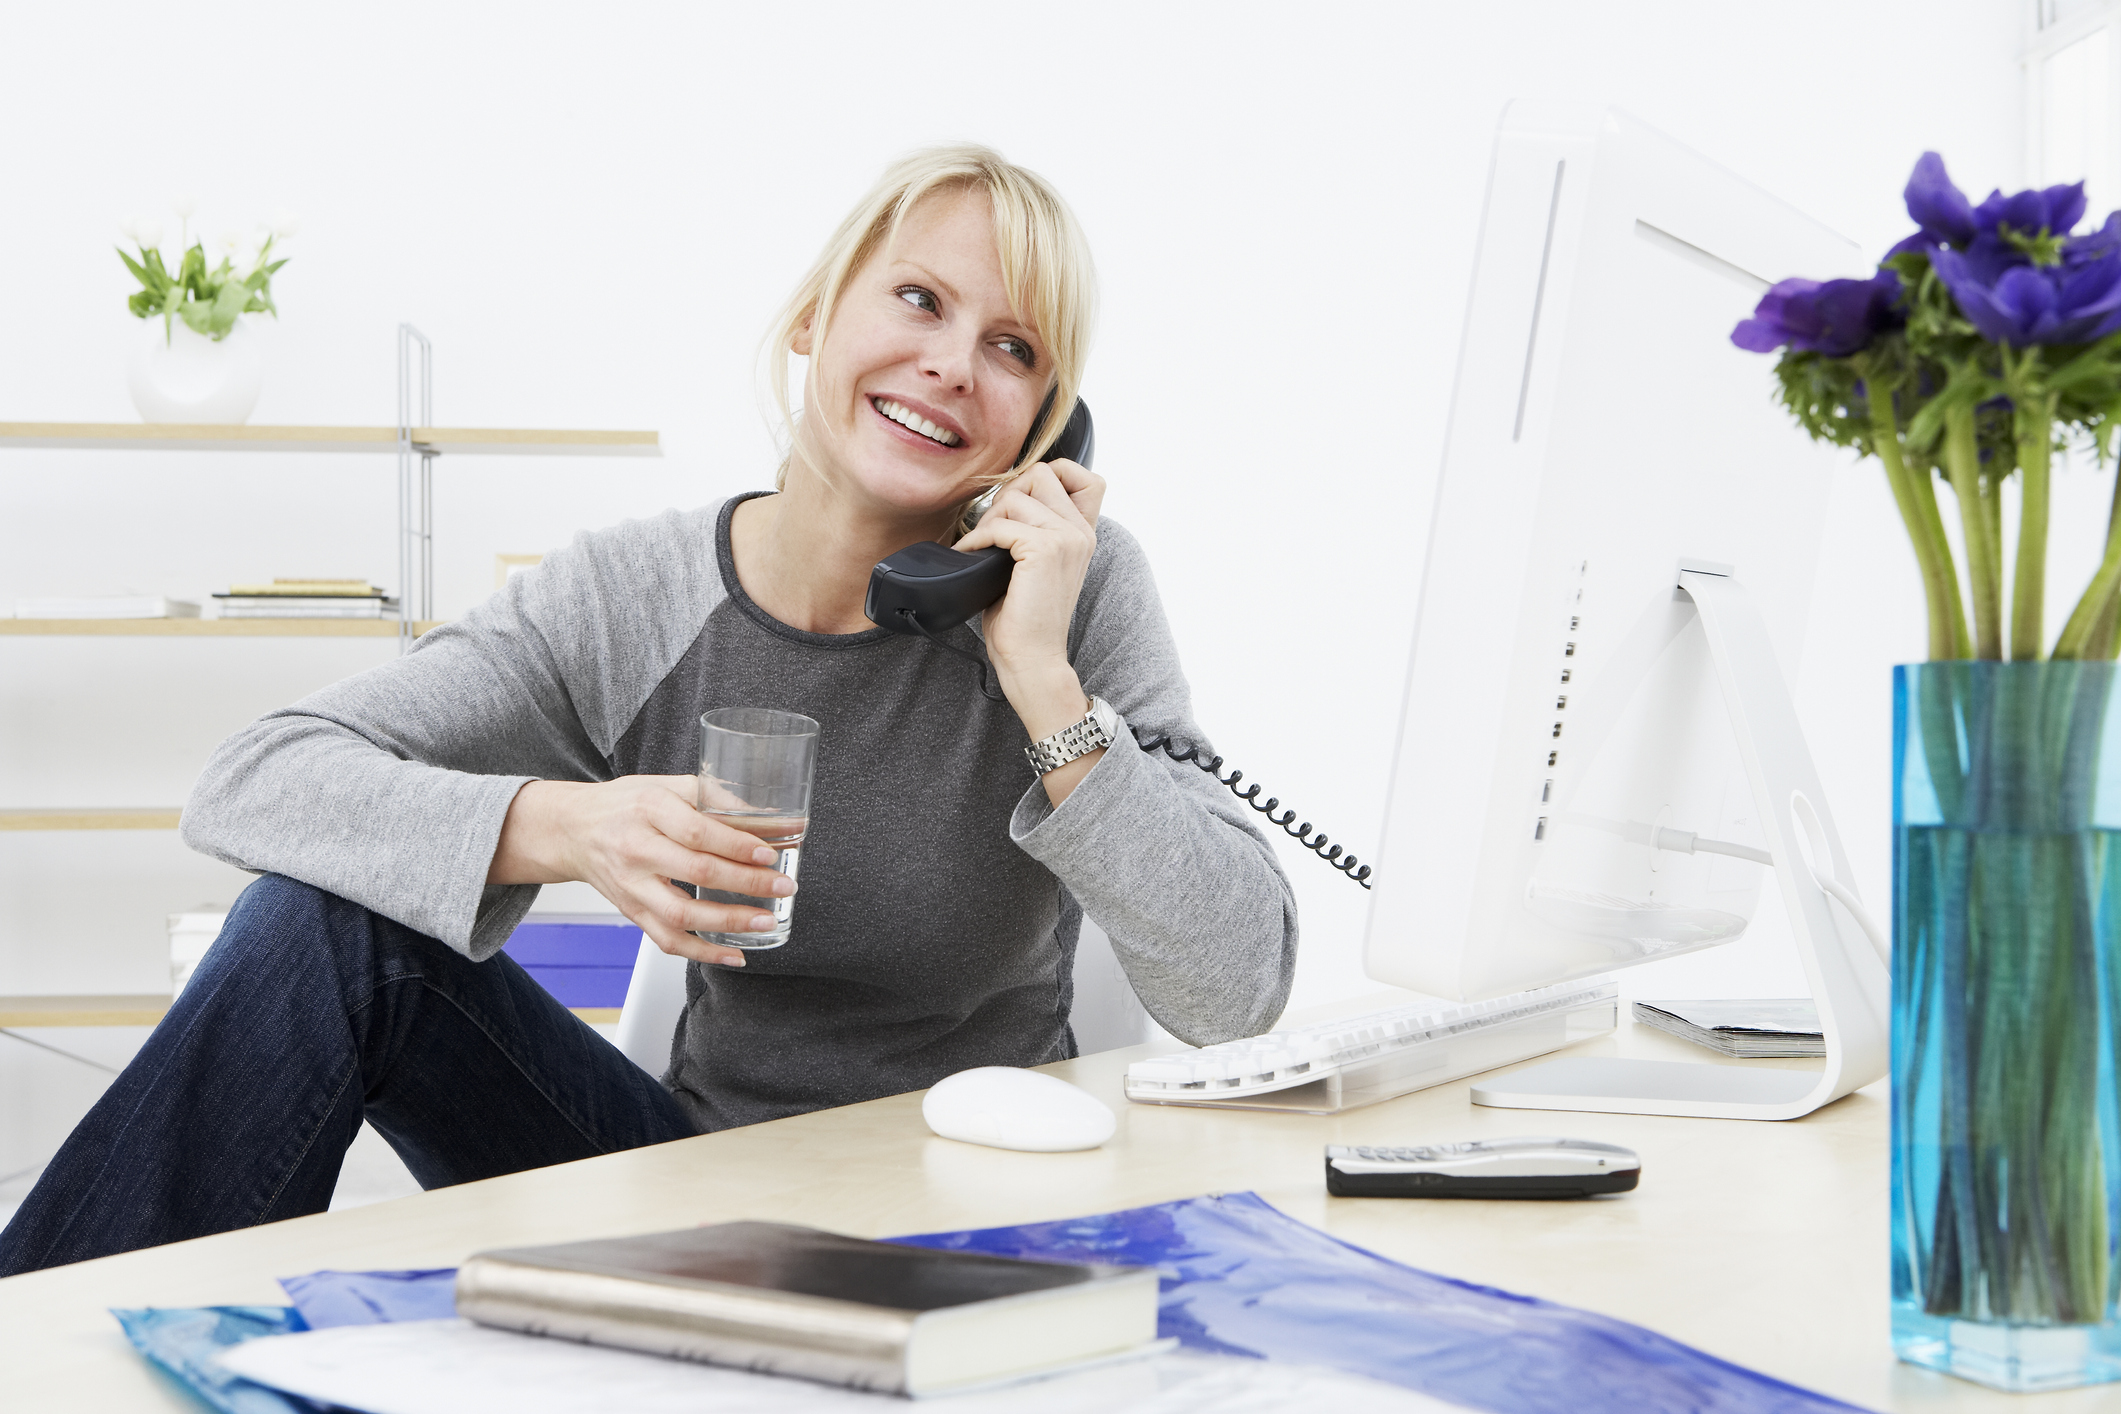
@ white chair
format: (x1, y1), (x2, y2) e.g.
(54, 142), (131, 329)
(611, 919), (1167, 1077)
(612, 940), (691, 1076)
(1065, 918), (1174, 1053)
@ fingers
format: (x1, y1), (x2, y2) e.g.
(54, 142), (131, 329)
(955, 512), (1039, 555)
(629, 879), (777, 968)
(1006, 464), (1083, 527)
(641, 788), (782, 868)
(956, 469), (1094, 555)
(642, 910), (750, 967)
(1038, 458), (1105, 526)
(618, 802), (791, 899)
(654, 838), (793, 901)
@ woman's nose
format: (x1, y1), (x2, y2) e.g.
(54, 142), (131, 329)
(919, 333), (979, 392)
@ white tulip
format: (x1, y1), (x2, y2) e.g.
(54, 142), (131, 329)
(135, 218), (165, 251)
(172, 195), (197, 219)
(271, 209), (302, 239)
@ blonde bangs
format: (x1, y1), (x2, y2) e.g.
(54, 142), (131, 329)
(764, 145), (1097, 487)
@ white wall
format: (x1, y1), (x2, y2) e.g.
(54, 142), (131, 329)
(1, 1), (2031, 1009)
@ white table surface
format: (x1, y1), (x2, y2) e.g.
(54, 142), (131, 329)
(0, 1002), (2103, 1412)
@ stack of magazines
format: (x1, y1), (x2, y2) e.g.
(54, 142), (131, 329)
(1632, 1000), (1825, 1058)
(214, 579), (397, 620)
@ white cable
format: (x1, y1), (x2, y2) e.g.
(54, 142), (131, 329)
(1654, 825), (1890, 969)
(1813, 874), (1892, 970)
(1785, 793), (1892, 973)
(1683, 834), (1774, 867)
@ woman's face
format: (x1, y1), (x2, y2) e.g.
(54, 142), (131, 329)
(796, 187), (1049, 520)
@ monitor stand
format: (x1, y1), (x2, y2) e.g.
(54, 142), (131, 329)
(1470, 567), (1890, 1122)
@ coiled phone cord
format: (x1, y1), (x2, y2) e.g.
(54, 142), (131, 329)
(900, 609), (1374, 888)
(1133, 732), (1373, 889)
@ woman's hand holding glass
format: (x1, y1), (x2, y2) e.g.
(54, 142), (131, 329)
(490, 775), (793, 968)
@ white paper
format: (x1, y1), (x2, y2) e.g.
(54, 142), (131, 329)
(14, 596), (199, 618)
(215, 1318), (1461, 1413)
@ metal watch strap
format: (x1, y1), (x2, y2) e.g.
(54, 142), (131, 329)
(1024, 695), (1117, 775)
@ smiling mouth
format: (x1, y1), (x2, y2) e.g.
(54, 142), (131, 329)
(870, 397), (962, 447)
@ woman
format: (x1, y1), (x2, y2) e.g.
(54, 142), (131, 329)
(0, 145), (1296, 1276)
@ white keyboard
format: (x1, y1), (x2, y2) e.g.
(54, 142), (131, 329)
(1124, 977), (1618, 1110)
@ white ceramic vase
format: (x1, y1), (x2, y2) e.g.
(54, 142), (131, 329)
(126, 317), (263, 424)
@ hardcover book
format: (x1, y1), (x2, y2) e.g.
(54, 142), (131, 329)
(453, 1221), (1160, 1397)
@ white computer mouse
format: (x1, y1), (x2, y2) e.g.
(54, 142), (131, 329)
(921, 1067), (1117, 1152)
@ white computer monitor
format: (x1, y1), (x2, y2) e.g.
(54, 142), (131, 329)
(1361, 102), (1889, 1119)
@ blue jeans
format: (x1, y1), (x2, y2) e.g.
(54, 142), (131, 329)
(0, 875), (697, 1277)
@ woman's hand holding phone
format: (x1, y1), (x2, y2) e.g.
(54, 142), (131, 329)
(489, 775), (795, 968)
(953, 458), (1109, 803)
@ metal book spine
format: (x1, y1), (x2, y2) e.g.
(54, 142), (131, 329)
(453, 1254), (919, 1394)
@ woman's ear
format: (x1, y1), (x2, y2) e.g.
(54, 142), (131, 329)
(791, 312), (815, 358)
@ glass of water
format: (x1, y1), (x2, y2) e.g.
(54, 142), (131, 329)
(693, 707), (820, 950)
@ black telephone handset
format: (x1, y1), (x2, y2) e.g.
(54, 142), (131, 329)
(864, 391), (1096, 636)
(862, 394), (1372, 888)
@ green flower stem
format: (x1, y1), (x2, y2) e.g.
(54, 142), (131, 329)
(1944, 403), (2005, 659)
(1863, 362), (1970, 659)
(1908, 457), (1971, 659)
(2093, 590), (2121, 661)
(2053, 466), (2121, 660)
(1980, 478), (2006, 617)
(2012, 386), (2057, 661)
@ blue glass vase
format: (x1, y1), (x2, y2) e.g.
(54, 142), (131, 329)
(1892, 661), (2121, 1391)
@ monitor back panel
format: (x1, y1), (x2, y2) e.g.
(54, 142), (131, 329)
(1365, 103), (1861, 1000)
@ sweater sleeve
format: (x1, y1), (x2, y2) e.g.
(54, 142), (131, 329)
(178, 506), (724, 959)
(1006, 521), (1298, 1046)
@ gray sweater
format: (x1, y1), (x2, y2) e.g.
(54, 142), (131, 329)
(182, 494), (1297, 1129)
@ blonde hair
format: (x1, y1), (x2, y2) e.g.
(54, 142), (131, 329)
(764, 144), (1097, 490)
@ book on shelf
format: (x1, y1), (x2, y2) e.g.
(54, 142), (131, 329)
(225, 578), (386, 597)
(214, 580), (396, 619)
(214, 597), (398, 620)
(1632, 999), (1825, 1058)
(452, 1220), (1160, 1397)
(13, 596), (200, 620)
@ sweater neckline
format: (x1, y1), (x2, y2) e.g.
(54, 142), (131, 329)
(715, 492), (900, 649)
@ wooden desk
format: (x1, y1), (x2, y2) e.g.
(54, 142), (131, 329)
(0, 1011), (2100, 1411)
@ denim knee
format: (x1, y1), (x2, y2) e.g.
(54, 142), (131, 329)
(181, 873), (380, 1010)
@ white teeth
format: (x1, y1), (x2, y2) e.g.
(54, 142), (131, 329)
(873, 398), (960, 446)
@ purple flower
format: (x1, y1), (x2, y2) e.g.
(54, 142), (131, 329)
(1888, 151), (2121, 346)
(2066, 211), (2121, 267)
(1932, 244), (2121, 345)
(1972, 182), (2087, 242)
(1731, 270), (1904, 356)
(1904, 152), (1976, 249)
(1895, 153), (2086, 256)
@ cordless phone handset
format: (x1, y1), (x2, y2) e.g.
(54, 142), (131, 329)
(864, 391), (1095, 636)
(863, 393), (1373, 889)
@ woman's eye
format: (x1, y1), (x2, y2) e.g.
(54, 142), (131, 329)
(896, 286), (939, 315)
(996, 337), (1035, 369)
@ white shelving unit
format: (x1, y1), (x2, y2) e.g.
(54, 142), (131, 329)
(1, 328), (659, 1022)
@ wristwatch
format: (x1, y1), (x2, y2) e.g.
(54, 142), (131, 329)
(1025, 695), (1118, 775)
